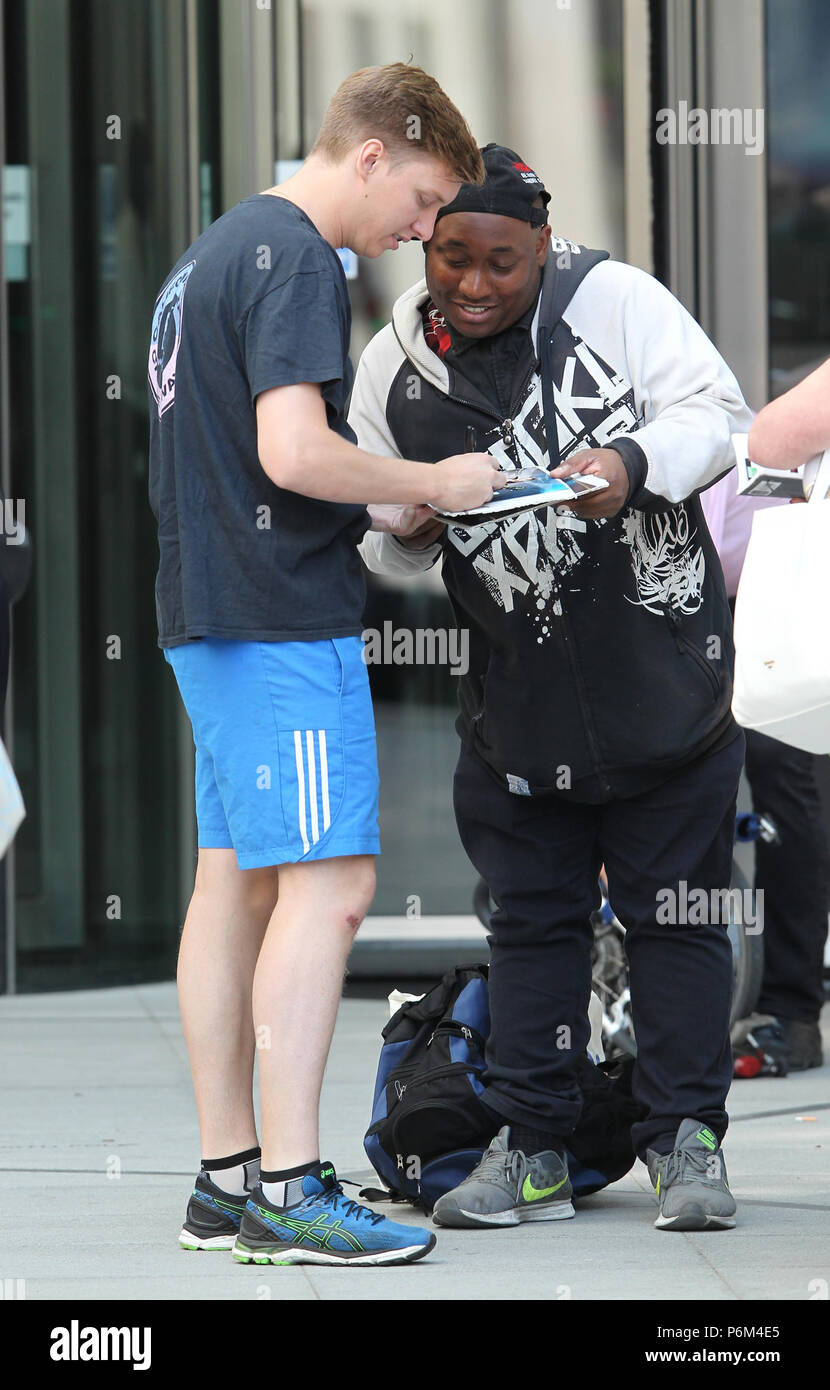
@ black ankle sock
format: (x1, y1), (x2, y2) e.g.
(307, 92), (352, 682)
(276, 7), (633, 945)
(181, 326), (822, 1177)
(508, 1124), (565, 1158)
(481, 1102), (564, 1157)
(201, 1145), (261, 1171)
(259, 1160), (319, 1184)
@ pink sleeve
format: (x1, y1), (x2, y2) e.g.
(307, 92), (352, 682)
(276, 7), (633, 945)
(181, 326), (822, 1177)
(699, 472), (731, 554)
(701, 471), (785, 597)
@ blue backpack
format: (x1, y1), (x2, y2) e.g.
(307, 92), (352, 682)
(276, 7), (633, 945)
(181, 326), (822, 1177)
(363, 963), (643, 1212)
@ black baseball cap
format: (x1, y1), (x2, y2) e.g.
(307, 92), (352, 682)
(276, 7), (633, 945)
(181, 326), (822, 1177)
(434, 143), (551, 229)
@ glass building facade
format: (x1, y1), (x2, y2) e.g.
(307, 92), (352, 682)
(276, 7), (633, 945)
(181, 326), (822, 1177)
(1, 0), (827, 991)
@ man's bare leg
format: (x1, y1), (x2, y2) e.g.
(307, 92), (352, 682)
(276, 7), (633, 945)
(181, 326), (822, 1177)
(177, 848), (278, 1158)
(252, 854), (376, 1171)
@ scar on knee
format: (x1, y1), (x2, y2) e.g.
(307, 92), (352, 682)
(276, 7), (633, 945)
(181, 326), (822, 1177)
(346, 913), (363, 932)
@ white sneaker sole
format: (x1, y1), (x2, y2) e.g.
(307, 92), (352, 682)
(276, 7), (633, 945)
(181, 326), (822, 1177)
(178, 1228), (237, 1251)
(655, 1209), (736, 1231)
(231, 1237), (435, 1266)
(435, 1201), (575, 1228)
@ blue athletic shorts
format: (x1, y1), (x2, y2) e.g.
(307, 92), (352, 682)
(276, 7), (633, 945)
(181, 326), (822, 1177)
(163, 636), (380, 869)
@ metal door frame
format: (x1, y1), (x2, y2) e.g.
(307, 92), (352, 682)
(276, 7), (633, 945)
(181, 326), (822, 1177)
(0, 0), (13, 992)
(650, 0), (768, 406)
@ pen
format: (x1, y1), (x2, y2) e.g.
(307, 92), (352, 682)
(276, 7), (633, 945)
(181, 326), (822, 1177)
(465, 426), (477, 453)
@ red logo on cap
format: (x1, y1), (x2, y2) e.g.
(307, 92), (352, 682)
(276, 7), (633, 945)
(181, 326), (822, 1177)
(513, 162), (534, 174)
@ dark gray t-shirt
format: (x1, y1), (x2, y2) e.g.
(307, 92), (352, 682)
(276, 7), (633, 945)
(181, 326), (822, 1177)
(148, 194), (369, 647)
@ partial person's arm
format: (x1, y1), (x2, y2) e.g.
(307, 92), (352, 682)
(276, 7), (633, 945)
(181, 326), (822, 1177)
(256, 382), (496, 512)
(748, 358), (830, 469)
(360, 525), (444, 577)
(348, 331), (446, 575)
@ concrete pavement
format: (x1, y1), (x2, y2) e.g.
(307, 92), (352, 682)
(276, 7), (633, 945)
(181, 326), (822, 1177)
(0, 981), (828, 1301)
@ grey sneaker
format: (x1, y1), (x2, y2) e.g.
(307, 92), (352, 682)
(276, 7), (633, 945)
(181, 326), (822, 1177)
(432, 1127), (574, 1229)
(647, 1118), (736, 1231)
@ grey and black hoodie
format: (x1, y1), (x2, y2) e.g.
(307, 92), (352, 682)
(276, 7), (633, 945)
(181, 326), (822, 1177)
(352, 241), (753, 802)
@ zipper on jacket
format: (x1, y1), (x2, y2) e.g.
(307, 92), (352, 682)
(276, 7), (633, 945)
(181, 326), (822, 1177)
(449, 391), (507, 430)
(441, 391), (524, 473)
(550, 576), (614, 798)
(664, 611), (720, 697)
(508, 355), (543, 429)
(394, 315), (545, 471)
(416, 361), (526, 454)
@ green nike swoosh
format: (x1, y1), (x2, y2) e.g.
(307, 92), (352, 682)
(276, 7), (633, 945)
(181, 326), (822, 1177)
(522, 1173), (568, 1202)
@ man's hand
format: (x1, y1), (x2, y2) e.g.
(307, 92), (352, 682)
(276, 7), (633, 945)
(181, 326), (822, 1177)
(368, 503), (446, 548)
(428, 452), (500, 514)
(549, 447), (630, 519)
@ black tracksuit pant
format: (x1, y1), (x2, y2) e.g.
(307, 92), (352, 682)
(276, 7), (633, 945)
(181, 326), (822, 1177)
(744, 729), (830, 1024)
(453, 730), (746, 1162)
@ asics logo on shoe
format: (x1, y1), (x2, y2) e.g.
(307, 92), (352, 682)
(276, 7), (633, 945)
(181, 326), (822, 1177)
(252, 1206), (366, 1253)
(521, 1174), (568, 1202)
(696, 1128), (717, 1151)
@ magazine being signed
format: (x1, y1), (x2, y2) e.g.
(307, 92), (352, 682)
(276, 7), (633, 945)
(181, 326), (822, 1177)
(430, 465), (609, 525)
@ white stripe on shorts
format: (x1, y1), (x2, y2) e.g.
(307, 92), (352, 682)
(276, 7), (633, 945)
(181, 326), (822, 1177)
(306, 729), (319, 845)
(293, 730), (310, 855)
(318, 730), (330, 833)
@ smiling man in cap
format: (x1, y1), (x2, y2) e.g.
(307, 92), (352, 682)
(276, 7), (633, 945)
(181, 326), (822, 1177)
(353, 143), (755, 1234)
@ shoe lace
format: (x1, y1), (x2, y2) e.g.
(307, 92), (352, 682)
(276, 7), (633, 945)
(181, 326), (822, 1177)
(471, 1146), (526, 1188)
(316, 1183), (385, 1226)
(662, 1147), (717, 1187)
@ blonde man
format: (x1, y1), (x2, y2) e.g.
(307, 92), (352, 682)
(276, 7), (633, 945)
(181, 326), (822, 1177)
(148, 64), (496, 1267)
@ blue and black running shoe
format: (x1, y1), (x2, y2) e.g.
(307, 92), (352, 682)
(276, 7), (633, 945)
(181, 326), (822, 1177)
(232, 1162), (436, 1267)
(179, 1171), (248, 1251)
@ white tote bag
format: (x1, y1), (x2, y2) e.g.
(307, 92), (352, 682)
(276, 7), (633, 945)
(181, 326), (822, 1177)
(731, 443), (830, 753)
(0, 733), (25, 858)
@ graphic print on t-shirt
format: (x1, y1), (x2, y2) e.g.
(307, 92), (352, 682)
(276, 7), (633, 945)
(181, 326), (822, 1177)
(444, 325), (704, 642)
(148, 260), (196, 418)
